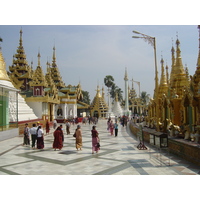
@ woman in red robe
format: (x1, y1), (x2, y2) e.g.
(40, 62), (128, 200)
(53, 126), (63, 151)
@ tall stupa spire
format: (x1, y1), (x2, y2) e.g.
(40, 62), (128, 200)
(52, 45), (57, 67)
(19, 28), (23, 46)
(0, 48), (11, 82)
(124, 67), (130, 115)
(158, 58), (168, 98)
(37, 51), (41, 67)
(175, 37), (185, 74)
(170, 36), (188, 97)
(197, 25), (200, 68)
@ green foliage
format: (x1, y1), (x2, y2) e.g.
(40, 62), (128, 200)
(104, 75), (123, 104)
(81, 90), (91, 105)
(104, 75), (114, 88)
(110, 83), (123, 103)
(140, 91), (150, 104)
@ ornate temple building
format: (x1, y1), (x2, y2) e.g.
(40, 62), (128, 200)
(147, 26), (200, 142)
(129, 78), (146, 115)
(90, 85), (108, 118)
(8, 29), (84, 123)
(0, 46), (39, 140)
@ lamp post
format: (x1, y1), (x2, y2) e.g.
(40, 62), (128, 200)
(132, 30), (160, 131)
(132, 80), (140, 98)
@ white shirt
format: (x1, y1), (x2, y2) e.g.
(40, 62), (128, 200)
(37, 129), (44, 137)
(30, 127), (37, 135)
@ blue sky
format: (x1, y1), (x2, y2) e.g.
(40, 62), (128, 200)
(0, 1), (199, 102)
(0, 25), (199, 101)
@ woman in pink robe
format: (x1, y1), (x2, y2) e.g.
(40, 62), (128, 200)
(109, 121), (114, 136)
(91, 126), (100, 154)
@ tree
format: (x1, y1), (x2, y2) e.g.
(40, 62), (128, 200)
(81, 90), (90, 105)
(104, 75), (114, 89)
(110, 83), (123, 103)
(140, 91), (150, 104)
(0, 37), (2, 42)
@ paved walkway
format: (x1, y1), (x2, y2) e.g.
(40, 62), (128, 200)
(0, 119), (199, 175)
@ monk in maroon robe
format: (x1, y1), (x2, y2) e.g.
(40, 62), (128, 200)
(53, 127), (63, 150)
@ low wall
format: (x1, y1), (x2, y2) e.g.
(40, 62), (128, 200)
(129, 121), (200, 166)
(168, 139), (200, 166)
(0, 128), (19, 141)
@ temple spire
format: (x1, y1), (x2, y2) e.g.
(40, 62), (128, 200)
(197, 25), (200, 68)
(52, 45), (57, 67)
(124, 67), (128, 81)
(158, 58), (168, 98)
(175, 37), (185, 74)
(159, 58), (167, 86)
(37, 51), (41, 67)
(19, 28), (23, 46)
(0, 48), (11, 82)
(166, 64), (169, 85)
(124, 67), (130, 114)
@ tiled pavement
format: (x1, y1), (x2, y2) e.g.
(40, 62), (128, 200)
(0, 119), (200, 175)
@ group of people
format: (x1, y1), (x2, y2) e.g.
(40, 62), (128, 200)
(107, 117), (119, 137)
(23, 121), (100, 154)
(23, 122), (44, 149)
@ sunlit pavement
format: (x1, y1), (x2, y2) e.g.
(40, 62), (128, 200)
(0, 119), (199, 175)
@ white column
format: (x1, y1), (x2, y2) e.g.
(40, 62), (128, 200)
(124, 68), (129, 114)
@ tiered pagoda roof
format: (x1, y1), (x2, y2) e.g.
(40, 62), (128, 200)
(8, 29), (33, 90)
(50, 46), (66, 89)
(90, 85), (108, 116)
(158, 58), (168, 98)
(29, 53), (48, 88)
(169, 38), (189, 98)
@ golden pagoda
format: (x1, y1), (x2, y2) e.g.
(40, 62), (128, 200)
(21, 51), (60, 121)
(0, 48), (10, 82)
(50, 46), (66, 89)
(158, 58), (168, 98)
(90, 85), (108, 118)
(148, 32), (197, 136)
(170, 38), (189, 98)
(9, 29), (33, 91)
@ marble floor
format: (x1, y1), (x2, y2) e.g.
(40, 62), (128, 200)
(0, 119), (200, 175)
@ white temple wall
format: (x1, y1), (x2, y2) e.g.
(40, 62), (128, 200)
(27, 101), (42, 119)
(67, 104), (77, 118)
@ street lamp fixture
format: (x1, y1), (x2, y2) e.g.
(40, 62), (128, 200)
(132, 30), (158, 98)
(132, 30), (160, 131)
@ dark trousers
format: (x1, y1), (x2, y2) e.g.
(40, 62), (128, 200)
(31, 135), (37, 148)
(23, 134), (30, 145)
(115, 129), (118, 137)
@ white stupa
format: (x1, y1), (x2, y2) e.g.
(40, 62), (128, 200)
(0, 49), (38, 122)
(112, 92), (123, 117)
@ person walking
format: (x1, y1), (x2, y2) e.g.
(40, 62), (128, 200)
(114, 122), (118, 137)
(107, 117), (111, 131)
(53, 119), (57, 129)
(53, 126), (63, 151)
(45, 120), (50, 135)
(36, 125), (44, 149)
(109, 120), (114, 136)
(91, 126), (100, 154)
(30, 123), (37, 149)
(66, 120), (71, 135)
(75, 125), (82, 151)
(23, 123), (30, 146)
(60, 125), (64, 145)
